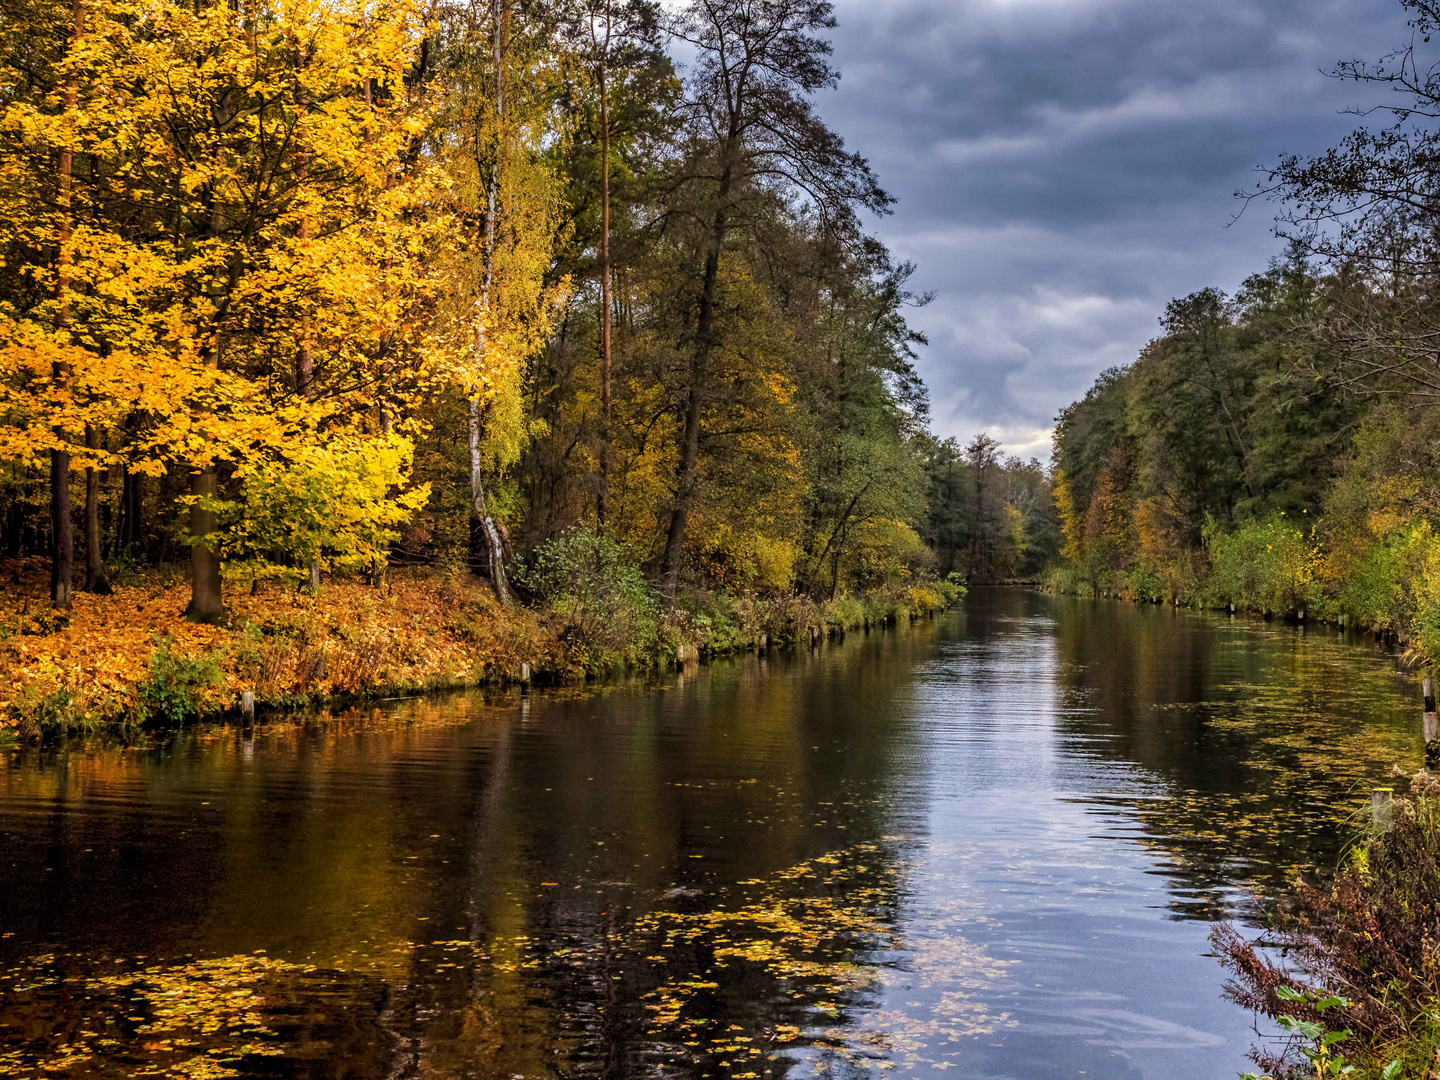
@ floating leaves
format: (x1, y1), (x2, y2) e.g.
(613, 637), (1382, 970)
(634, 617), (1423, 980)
(0, 953), (309, 1077)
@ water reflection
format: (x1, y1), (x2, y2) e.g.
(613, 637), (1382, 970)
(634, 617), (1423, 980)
(0, 590), (1419, 1078)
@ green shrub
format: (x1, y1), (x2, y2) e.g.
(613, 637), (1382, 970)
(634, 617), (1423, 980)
(136, 638), (224, 725)
(937, 572), (968, 608)
(519, 527), (660, 673)
(1205, 513), (1315, 615)
(1126, 563), (1166, 602)
(6, 686), (85, 736)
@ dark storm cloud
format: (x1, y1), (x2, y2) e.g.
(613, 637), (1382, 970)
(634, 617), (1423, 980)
(821, 0), (1405, 456)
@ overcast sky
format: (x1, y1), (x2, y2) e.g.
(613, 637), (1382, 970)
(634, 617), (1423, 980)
(815, 0), (1406, 458)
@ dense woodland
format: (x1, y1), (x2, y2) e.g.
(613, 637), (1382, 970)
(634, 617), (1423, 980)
(0, 0), (1041, 646)
(1049, 0), (1440, 669)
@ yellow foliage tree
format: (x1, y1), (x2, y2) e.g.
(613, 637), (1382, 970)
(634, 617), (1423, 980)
(0, 0), (443, 617)
(430, 0), (570, 603)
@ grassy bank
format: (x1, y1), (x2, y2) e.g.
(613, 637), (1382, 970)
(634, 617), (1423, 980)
(0, 560), (962, 740)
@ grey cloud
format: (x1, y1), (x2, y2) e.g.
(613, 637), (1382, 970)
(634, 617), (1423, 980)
(816, 0), (1407, 454)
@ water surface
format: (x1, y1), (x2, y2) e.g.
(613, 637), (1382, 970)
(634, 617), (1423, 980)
(0, 589), (1421, 1078)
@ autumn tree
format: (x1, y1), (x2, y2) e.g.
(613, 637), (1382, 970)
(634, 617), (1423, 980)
(794, 248), (930, 596)
(0, 0), (441, 617)
(516, 0), (671, 542)
(655, 0), (890, 595)
(428, 0), (570, 605)
(573, 0), (667, 527)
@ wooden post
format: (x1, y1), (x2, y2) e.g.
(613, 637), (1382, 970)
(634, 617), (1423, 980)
(1372, 787), (1395, 829)
(241, 690), (254, 723)
(520, 662), (531, 685)
(676, 643), (685, 665)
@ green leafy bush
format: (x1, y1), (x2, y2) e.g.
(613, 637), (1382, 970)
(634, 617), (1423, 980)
(1205, 513), (1316, 616)
(938, 572), (968, 607)
(136, 638), (224, 724)
(190, 432), (429, 588)
(519, 527), (660, 673)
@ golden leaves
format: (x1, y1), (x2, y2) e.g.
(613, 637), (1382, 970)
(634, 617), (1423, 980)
(0, 952), (304, 1078)
(0, 567), (564, 732)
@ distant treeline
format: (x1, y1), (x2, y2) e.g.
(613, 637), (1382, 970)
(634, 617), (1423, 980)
(1050, 0), (1440, 668)
(1050, 254), (1440, 662)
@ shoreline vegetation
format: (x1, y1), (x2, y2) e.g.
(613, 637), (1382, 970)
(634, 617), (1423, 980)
(9, 0), (1440, 1074)
(1212, 774), (1440, 1079)
(0, 0), (1022, 743)
(0, 553), (963, 740)
(1035, 1), (1440, 1067)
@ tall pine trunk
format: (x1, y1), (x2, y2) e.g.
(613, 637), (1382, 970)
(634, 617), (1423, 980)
(596, 4), (613, 529)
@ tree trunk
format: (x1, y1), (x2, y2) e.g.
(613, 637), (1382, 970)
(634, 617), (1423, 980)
(187, 464), (223, 622)
(660, 379), (702, 597)
(597, 36), (613, 529)
(469, 398), (516, 606)
(464, 0), (516, 607)
(187, 318), (226, 621)
(659, 180), (732, 596)
(50, 448), (73, 608)
(84, 423), (108, 592)
(188, 112), (234, 622)
(296, 259), (319, 593)
(49, 0), (84, 610)
(119, 466), (143, 552)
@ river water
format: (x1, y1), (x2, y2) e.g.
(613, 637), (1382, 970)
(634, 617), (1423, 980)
(0, 589), (1423, 1079)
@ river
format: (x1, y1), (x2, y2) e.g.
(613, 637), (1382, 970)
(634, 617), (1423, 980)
(0, 588), (1423, 1078)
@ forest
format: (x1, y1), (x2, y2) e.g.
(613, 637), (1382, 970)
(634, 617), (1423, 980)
(1049, 243), (1440, 665)
(1048, 0), (1440, 677)
(0, 0), (1050, 733)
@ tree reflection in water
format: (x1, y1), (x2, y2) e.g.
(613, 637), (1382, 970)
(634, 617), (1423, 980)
(0, 591), (1421, 1077)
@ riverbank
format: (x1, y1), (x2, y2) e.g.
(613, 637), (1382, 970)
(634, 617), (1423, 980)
(1213, 771), (1440, 1079)
(1044, 509), (1440, 666)
(0, 561), (960, 740)
(0, 581), (1403, 1078)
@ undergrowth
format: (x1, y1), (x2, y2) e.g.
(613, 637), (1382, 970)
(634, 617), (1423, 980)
(1213, 775), (1440, 1077)
(0, 559), (963, 738)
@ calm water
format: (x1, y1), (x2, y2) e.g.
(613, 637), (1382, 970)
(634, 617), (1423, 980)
(0, 589), (1424, 1079)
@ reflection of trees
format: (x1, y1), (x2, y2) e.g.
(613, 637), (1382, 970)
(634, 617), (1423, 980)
(1040, 590), (1418, 912)
(397, 629), (939, 1076)
(0, 624), (948, 1077)
(5, 597), (1417, 1073)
